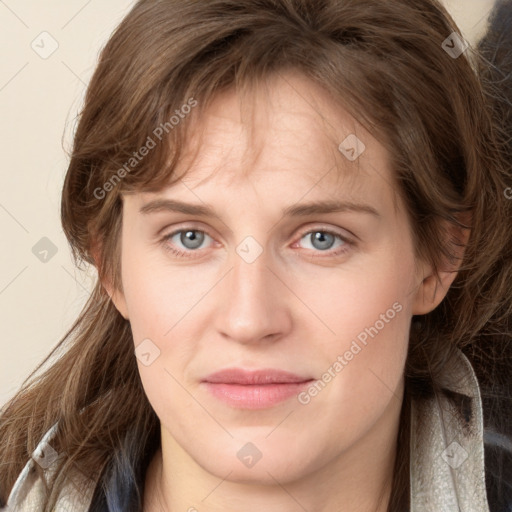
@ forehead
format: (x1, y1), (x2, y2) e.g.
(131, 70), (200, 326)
(130, 71), (398, 212)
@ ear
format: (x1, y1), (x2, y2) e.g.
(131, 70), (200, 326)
(91, 239), (130, 320)
(412, 213), (471, 315)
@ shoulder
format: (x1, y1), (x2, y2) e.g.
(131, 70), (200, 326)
(2, 424), (96, 512)
(2, 464), (95, 512)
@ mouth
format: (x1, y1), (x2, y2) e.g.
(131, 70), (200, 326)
(201, 368), (315, 409)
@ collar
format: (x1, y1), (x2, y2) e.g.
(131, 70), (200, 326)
(410, 347), (490, 511)
(5, 422), (95, 511)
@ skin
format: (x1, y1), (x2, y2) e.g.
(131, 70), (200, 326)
(101, 71), (459, 512)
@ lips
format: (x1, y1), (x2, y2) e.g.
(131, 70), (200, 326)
(203, 368), (313, 385)
(201, 368), (315, 409)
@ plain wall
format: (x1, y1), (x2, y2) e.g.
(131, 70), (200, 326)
(0, 0), (498, 408)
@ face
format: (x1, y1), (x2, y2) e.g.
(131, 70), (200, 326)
(107, 72), (443, 486)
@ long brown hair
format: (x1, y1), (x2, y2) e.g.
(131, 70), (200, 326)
(1, 1), (511, 511)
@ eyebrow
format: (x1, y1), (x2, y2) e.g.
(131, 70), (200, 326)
(139, 198), (380, 218)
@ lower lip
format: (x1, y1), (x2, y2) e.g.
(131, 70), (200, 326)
(201, 381), (314, 409)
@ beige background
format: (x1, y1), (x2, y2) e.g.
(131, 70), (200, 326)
(0, 0), (498, 407)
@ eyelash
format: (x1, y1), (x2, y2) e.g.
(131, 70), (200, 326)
(159, 225), (354, 260)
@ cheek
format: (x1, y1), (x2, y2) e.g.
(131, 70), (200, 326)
(119, 246), (210, 401)
(303, 240), (415, 351)
(120, 242), (205, 340)
(297, 242), (414, 417)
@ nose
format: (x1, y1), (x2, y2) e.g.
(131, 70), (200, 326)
(213, 248), (293, 345)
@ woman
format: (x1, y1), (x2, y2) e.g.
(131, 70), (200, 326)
(1, 1), (511, 511)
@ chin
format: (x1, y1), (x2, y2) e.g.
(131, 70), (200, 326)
(190, 435), (325, 486)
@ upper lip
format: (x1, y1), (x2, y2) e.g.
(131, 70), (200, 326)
(202, 368), (314, 385)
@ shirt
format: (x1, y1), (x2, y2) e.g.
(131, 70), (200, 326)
(2, 348), (508, 511)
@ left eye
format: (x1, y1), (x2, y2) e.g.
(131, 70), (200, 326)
(298, 230), (347, 252)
